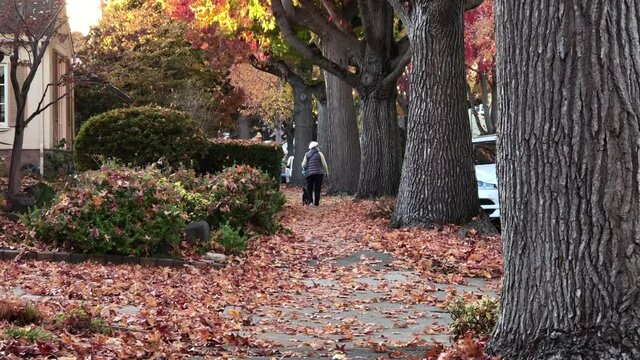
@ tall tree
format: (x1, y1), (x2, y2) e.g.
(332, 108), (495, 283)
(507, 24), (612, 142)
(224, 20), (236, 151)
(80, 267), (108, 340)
(389, 0), (485, 228)
(247, 55), (321, 186)
(82, 0), (243, 136)
(488, 1), (640, 358)
(271, 0), (408, 197)
(0, 0), (70, 199)
(166, 0), (325, 187)
(174, 0), (361, 194)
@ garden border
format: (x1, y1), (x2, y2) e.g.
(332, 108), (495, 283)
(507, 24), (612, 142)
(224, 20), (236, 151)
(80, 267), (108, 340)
(0, 249), (225, 269)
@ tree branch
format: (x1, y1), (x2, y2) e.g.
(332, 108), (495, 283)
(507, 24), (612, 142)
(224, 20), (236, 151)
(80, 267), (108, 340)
(25, 91), (69, 126)
(387, 0), (410, 27)
(293, 0), (363, 62)
(271, 0), (361, 88)
(25, 73), (70, 126)
(321, 0), (352, 34)
(465, 0), (484, 11)
(249, 54), (307, 90)
(390, 36), (410, 69)
(381, 45), (411, 90)
(310, 82), (326, 103)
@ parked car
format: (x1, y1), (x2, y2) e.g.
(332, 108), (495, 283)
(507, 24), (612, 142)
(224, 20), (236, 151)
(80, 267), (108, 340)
(472, 135), (500, 220)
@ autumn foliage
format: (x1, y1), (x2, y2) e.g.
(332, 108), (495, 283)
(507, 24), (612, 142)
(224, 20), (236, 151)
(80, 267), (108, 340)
(464, 0), (496, 80)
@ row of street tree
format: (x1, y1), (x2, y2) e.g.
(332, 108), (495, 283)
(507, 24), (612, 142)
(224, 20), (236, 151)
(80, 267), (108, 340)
(164, 0), (640, 357)
(2, 0), (638, 357)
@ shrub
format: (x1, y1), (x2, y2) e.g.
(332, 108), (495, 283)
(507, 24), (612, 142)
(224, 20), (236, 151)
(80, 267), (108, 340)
(5, 327), (51, 341)
(215, 223), (249, 255)
(197, 140), (283, 179)
(26, 163), (186, 257)
(448, 296), (499, 339)
(168, 168), (216, 223)
(44, 149), (74, 179)
(74, 107), (206, 171)
(0, 300), (42, 326)
(25, 182), (56, 209)
(207, 165), (285, 234)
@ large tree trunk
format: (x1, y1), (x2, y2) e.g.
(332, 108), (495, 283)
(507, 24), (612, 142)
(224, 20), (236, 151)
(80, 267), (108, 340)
(315, 95), (325, 142)
(355, 2), (403, 198)
(7, 117), (25, 197)
(488, 1), (640, 358)
(357, 85), (403, 198)
(236, 115), (252, 139)
(289, 83), (314, 187)
(391, 0), (479, 228)
(489, 81), (497, 132)
(319, 37), (360, 195)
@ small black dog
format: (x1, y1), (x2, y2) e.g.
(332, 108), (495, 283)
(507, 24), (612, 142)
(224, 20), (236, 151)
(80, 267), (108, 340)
(302, 188), (312, 206)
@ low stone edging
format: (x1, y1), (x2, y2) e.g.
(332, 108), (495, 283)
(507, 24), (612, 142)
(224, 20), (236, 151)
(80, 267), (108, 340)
(0, 249), (225, 269)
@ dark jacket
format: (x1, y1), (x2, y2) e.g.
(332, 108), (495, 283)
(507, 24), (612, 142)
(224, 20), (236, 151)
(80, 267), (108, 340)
(303, 149), (327, 177)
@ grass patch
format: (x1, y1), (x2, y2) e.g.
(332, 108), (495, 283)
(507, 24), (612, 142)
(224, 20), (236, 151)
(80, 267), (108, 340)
(5, 326), (51, 341)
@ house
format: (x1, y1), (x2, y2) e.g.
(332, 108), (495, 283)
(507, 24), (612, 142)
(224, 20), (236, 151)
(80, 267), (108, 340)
(0, 0), (75, 176)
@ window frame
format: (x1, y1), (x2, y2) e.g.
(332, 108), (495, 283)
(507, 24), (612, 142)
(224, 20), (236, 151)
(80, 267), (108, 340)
(0, 64), (8, 128)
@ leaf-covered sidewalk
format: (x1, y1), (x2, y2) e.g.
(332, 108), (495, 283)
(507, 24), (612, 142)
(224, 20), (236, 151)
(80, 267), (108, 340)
(0, 189), (502, 359)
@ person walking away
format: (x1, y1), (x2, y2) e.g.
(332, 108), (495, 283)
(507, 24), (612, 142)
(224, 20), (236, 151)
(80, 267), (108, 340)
(301, 141), (329, 206)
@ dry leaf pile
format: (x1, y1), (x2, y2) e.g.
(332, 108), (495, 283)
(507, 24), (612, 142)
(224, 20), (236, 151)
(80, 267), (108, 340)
(0, 189), (502, 358)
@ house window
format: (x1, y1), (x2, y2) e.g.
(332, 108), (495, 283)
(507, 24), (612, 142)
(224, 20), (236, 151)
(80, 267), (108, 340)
(0, 64), (7, 128)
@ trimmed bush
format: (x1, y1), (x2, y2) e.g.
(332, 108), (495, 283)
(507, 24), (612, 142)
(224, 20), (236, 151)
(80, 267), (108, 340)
(74, 107), (206, 171)
(26, 163), (186, 257)
(198, 140), (284, 179)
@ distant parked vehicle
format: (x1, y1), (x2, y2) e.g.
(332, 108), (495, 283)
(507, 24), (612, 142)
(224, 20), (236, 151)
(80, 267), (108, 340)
(472, 135), (499, 220)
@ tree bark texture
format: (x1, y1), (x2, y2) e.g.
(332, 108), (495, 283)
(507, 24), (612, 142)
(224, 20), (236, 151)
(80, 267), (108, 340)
(7, 115), (25, 197)
(319, 37), (361, 194)
(289, 83), (314, 186)
(488, 1), (640, 358)
(489, 82), (498, 132)
(356, 1), (404, 198)
(236, 115), (252, 139)
(391, 0), (480, 228)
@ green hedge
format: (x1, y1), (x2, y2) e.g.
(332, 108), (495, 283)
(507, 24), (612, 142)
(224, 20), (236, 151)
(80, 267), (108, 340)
(74, 107), (206, 171)
(197, 140), (283, 179)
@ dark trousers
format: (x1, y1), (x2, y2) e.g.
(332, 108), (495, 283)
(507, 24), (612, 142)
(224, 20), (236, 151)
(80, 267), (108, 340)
(306, 174), (323, 206)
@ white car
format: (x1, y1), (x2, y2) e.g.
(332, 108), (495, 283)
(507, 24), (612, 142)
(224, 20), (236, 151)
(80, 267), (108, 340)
(472, 135), (500, 219)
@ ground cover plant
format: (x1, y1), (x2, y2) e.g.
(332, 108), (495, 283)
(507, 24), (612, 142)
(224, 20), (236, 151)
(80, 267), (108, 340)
(25, 164), (187, 257)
